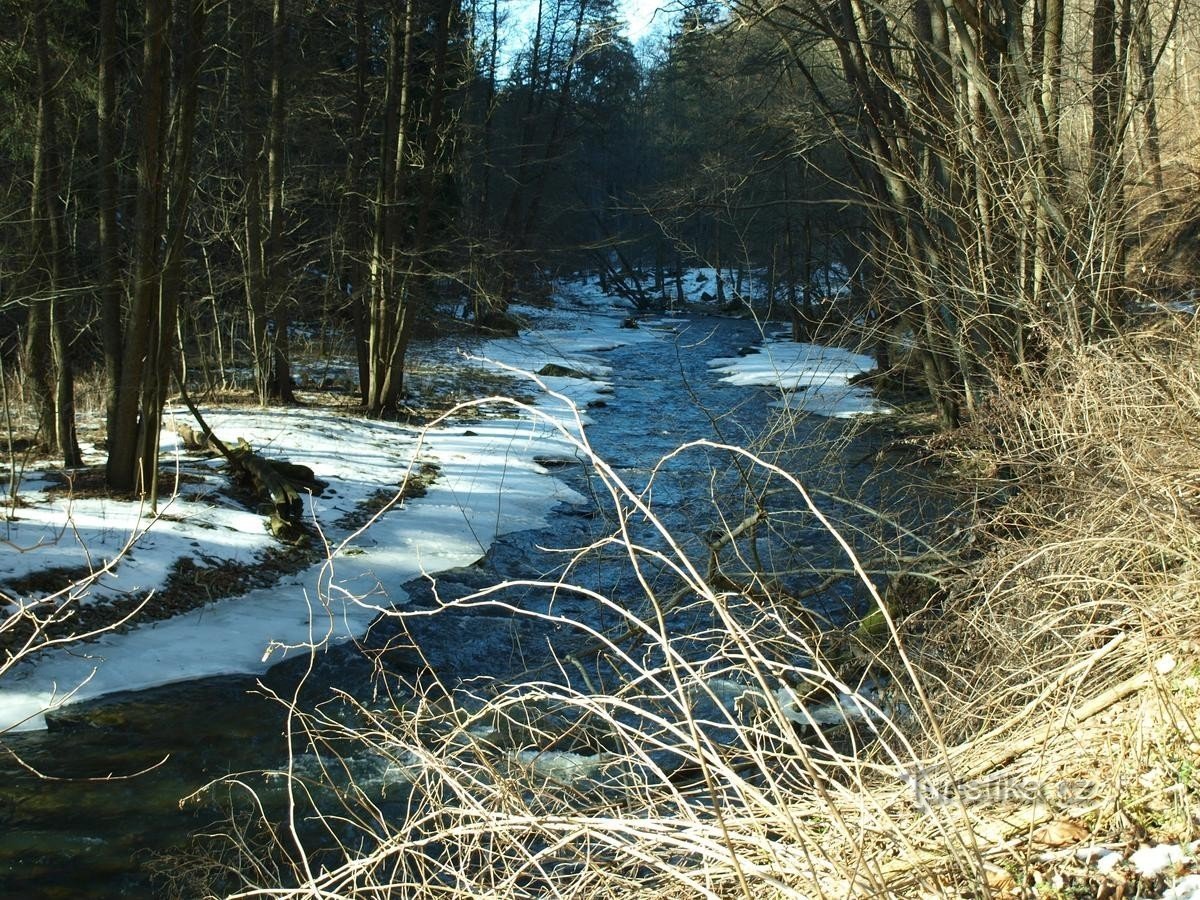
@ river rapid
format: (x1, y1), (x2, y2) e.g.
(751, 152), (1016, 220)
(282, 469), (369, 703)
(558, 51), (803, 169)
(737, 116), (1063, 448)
(0, 312), (912, 897)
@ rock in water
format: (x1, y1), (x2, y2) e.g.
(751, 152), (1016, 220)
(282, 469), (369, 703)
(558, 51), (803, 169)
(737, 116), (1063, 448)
(537, 363), (591, 379)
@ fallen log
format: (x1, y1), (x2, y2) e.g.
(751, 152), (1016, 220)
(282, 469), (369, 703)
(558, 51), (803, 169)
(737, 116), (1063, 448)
(171, 372), (326, 541)
(227, 438), (326, 540)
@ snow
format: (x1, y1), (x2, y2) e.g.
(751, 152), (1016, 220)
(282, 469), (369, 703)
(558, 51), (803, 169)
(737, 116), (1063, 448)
(1131, 843), (1189, 878)
(1, 494), (274, 598)
(509, 748), (617, 786)
(0, 289), (653, 733)
(0, 274), (890, 732)
(708, 340), (892, 418)
(1163, 875), (1200, 900)
(0, 415), (585, 732)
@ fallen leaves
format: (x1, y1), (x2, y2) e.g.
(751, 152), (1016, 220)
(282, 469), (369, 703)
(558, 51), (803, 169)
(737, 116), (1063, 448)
(1033, 819), (1090, 847)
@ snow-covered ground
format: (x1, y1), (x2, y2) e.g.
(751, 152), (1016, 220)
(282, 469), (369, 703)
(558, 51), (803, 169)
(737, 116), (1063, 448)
(0, 273), (884, 733)
(709, 337), (891, 418)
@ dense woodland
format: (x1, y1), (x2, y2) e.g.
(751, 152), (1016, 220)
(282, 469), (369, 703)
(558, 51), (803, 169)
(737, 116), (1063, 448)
(3, 0), (1198, 493)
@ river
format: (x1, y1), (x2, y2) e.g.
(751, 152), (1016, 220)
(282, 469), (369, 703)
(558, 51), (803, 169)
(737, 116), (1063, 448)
(0, 312), (910, 897)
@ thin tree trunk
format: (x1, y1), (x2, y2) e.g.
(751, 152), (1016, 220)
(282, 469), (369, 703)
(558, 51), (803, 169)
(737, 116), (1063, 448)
(714, 220), (725, 304)
(98, 0), (122, 444)
(366, 0), (415, 416)
(26, 1), (57, 453)
(383, 0), (459, 405)
(495, 0), (588, 305)
(782, 163), (798, 328)
(477, 0), (501, 222)
(1039, 0), (1064, 162)
(1091, 0), (1120, 195)
(1087, 0), (1128, 337)
(241, 7), (269, 403)
(52, 309), (80, 467)
(1135, 6), (1164, 192)
(517, 0), (589, 244)
(28, 1), (80, 465)
(146, 0), (208, 507)
(266, 0), (295, 403)
(347, 0), (371, 404)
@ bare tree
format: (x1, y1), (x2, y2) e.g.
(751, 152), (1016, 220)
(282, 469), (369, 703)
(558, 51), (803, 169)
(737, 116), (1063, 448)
(265, 0), (296, 403)
(730, 0), (1178, 425)
(241, 2), (271, 404)
(236, 0), (296, 405)
(364, 0), (462, 416)
(106, 0), (208, 497)
(25, 0), (80, 466)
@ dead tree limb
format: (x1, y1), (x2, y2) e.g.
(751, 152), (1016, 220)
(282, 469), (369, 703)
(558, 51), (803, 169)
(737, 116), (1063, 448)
(173, 364), (325, 540)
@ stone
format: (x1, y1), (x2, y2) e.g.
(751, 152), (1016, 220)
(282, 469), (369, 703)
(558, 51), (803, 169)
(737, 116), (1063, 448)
(537, 363), (590, 379)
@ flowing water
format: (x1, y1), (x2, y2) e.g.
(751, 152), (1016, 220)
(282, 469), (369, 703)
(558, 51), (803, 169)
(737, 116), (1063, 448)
(0, 314), (915, 897)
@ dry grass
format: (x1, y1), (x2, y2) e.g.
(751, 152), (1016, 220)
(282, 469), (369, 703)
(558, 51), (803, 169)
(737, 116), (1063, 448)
(865, 318), (1200, 893)
(915, 321), (1200, 733)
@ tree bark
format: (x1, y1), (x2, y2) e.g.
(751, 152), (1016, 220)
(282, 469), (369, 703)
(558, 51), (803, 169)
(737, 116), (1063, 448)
(346, 0), (372, 405)
(145, 0), (208, 506)
(1090, 0), (1120, 195)
(1134, 6), (1164, 192)
(26, 1), (57, 454)
(366, 0), (416, 416)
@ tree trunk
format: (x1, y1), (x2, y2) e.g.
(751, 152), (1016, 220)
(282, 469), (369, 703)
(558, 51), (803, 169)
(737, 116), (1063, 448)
(495, 0), (588, 304)
(1036, 0), (1065, 163)
(1134, 6), (1164, 192)
(26, 3), (56, 450)
(713, 221), (725, 304)
(106, 0), (205, 496)
(366, 0), (415, 416)
(98, 0), (122, 444)
(107, 0), (169, 494)
(27, 1), (79, 465)
(52, 308), (80, 467)
(346, 0), (371, 404)
(146, 0), (208, 506)
(241, 6), (270, 403)
(265, 0), (296, 404)
(1086, 0), (1128, 337)
(1091, 0), (1118, 181)
(782, 163), (798, 317)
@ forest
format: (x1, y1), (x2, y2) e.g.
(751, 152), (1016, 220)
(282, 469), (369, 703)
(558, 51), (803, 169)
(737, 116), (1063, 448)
(8, 0), (1193, 484)
(4, 0), (1200, 895)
